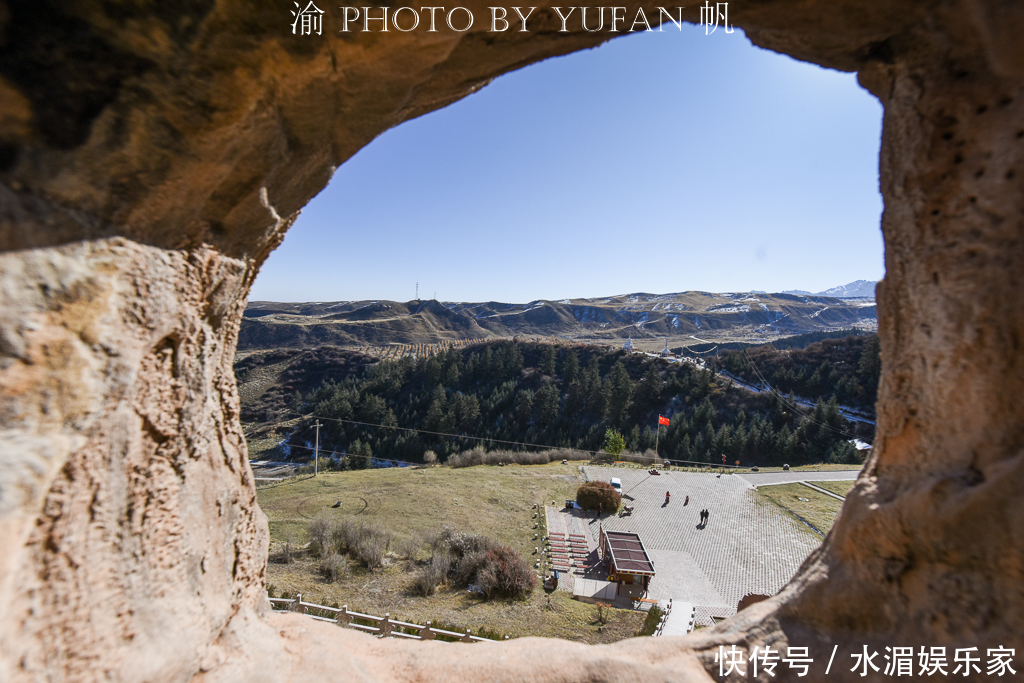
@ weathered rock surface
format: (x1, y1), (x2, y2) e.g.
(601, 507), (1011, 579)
(0, 1), (1021, 681)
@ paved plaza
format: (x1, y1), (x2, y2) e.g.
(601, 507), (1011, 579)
(574, 466), (860, 624)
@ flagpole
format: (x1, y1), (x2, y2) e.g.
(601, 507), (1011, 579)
(655, 422), (659, 458)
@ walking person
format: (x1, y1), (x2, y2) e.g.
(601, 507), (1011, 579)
(684, 495), (689, 506)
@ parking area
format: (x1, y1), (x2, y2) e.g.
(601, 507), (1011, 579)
(578, 466), (859, 623)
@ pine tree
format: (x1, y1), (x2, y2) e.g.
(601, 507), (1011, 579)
(514, 389), (534, 428)
(452, 393), (480, 431)
(631, 366), (662, 420)
(535, 383), (560, 425)
(605, 361), (633, 426)
(426, 386), (448, 431)
(541, 345), (557, 376)
(505, 342), (524, 377)
(425, 356), (442, 385)
(584, 366), (607, 419)
(858, 334), (881, 395)
(359, 394), (387, 423)
(561, 349), (580, 385)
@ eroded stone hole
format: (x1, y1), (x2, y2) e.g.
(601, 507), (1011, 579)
(2, 3), (1021, 680)
(246, 25), (884, 642)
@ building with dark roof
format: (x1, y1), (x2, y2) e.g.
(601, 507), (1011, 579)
(599, 528), (656, 598)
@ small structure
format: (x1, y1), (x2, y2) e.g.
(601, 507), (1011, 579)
(599, 529), (656, 598)
(623, 336), (635, 352)
(573, 578), (618, 603)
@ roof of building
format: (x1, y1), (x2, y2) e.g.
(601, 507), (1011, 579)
(602, 529), (656, 576)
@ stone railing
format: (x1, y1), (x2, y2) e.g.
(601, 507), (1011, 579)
(268, 594), (505, 643)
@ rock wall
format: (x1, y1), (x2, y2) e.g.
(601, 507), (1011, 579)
(0, 1), (1021, 681)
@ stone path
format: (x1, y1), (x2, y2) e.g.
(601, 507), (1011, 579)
(581, 467), (843, 624)
(543, 506), (601, 594)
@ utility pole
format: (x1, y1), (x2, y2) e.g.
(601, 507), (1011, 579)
(314, 419), (321, 476)
(416, 282), (419, 300)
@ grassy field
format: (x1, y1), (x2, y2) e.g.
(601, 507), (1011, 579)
(257, 463), (646, 642)
(587, 461), (863, 475)
(757, 483), (846, 536)
(812, 479), (855, 497)
(739, 463), (864, 473)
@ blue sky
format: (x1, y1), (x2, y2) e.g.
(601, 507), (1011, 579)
(251, 25), (884, 303)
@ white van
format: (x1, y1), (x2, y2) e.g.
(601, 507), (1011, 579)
(610, 477), (622, 493)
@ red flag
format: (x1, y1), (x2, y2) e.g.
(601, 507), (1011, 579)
(658, 415), (670, 426)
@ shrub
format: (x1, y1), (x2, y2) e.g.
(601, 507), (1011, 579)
(474, 545), (536, 599)
(307, 512), (338, 558)
(453, 550), (489, 587)
(636, 606), (664, 636)
(432, 526), (496, 559)
(414, 548), (452, 596)
(446, 446), (488, 468)
(423, 450), (438, 465)
(618, 450), (664, 466)
(327, 518), (394, 568)
(355, 524), (392, 569)
(422, 528), (535, 598)
(321, 552), (348, 582)
(271, 537), (295, 564)
(446, 447), (591, 468)
(414, 558), (448, 596)
(431, 548), (452, 578)
(394, 533), (423, 560)
(603, 429), (625, 456)
(575, 481), (621, 512)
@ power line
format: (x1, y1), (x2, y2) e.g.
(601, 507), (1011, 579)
(740, 347), (860, 440)
(252, 410), (749, 470)
(276, 409), (611, 457)
(250, 419), (741, 473)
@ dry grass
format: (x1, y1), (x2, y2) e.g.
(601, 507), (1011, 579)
(757, 483), (846, 536)
(813, 479), (855, 497)
(258, 462), (645, 642)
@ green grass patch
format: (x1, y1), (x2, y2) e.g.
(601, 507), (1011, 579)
(741, 463), (863, 473)
(813, 480), (855, 498)
(757, 483), (845, 536)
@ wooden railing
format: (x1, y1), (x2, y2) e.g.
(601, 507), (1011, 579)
(269, 594), (505, 643)
(652, 598), (696, 636)
(653, 598), (673, 636)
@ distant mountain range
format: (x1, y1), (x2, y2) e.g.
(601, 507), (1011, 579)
(239, 285), (877, 352)
(778, 280), (878, 299)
